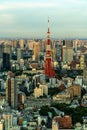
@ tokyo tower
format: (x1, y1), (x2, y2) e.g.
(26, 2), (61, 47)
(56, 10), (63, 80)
(44, 19), (55, 78)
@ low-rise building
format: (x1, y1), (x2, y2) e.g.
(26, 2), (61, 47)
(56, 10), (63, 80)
(34, 87), (43, 98)
(34, 84), (48, 98)
(67, 84), (81, 98)
(52, 115), (72, 129)
(53, 90), (72, 103)
(52, 120), (59, 130)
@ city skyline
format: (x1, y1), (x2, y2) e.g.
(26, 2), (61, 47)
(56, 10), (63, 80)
(0, 0), (87, 39)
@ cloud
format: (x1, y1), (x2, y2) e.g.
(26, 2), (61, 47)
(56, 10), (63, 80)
(0, 14), (15, 25)
(0, 0), (86, 11)
(0, 1), (58, 11)
(0, 0), (87, 38)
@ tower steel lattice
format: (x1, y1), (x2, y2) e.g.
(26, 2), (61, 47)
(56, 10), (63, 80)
(43, 19), (56, 78)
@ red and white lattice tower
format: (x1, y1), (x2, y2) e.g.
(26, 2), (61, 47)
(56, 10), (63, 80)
(44, 19), (55, 78)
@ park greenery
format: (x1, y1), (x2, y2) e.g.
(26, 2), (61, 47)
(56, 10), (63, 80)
(39, 103), (87, 125)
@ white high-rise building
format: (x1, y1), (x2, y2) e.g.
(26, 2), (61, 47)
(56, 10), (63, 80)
(27, 40), (34, 50)
(62, 46), (73, 63)
(19, 39), (24, 49)
(17, 48), (22, 61)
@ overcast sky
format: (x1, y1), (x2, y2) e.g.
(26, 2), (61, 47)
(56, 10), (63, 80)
(0, 0), (87, 39)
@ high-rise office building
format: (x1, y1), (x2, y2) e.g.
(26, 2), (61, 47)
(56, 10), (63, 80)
(0, 42), (11, 58)
(0, 44), (4, 58)
(63, 40), (73, 48)
(83, 68), (87, 85)
(3, 44), (11, 54)
(6, 75), (17, 109)
(55, 44), (62, 62)
(62, 46), (73, 63)
(39, 40), (46, 52)
(3, 53), (10, 70)
(19, 39), (25, 49)
(0, 42), (11, 70)
(27, 40), (34, 50)
(33, 42), (40, 61)
(12, 40), (18, 48)
(17, 48), (22, 61)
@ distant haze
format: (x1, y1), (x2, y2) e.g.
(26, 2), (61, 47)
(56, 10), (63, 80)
(0, 0), (87, 39)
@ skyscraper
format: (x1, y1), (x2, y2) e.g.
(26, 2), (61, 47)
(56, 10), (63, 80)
(62, 46), (73, 63)
(63, 40), (73, 48)
(55, 44), (62, 62)
(3, 53), (10, 70)
(33, 42), (40, 61)
(6, 74), (17, 109)
(19, 39), (25, 49)
(17, 48), (22, 61)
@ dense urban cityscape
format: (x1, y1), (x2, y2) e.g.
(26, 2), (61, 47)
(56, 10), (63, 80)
(0, 0), (87, 130)
(0, 20), (87, 130)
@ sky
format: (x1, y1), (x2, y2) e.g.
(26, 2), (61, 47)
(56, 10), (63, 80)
(0, 0), (87, 39)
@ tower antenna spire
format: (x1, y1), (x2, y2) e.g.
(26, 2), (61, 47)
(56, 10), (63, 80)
(48, 17), (50, 33)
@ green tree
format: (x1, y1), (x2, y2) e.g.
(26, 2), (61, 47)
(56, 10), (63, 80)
(41, 120), (46, 126)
